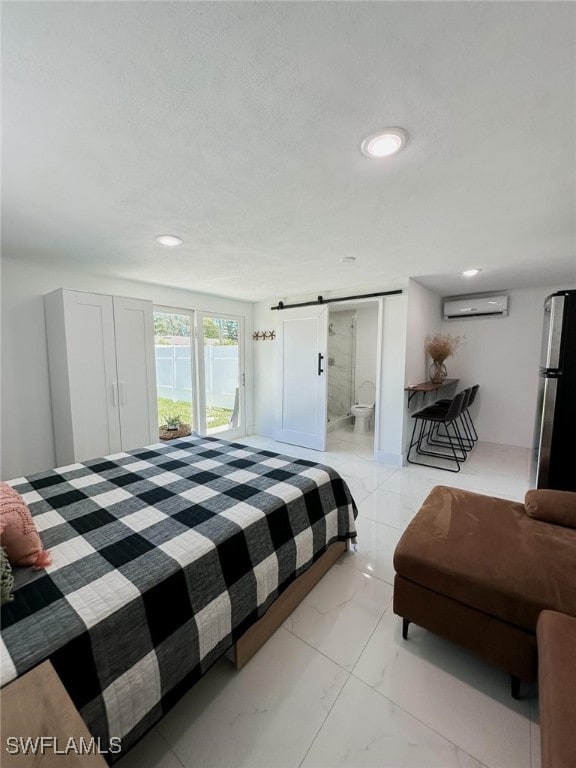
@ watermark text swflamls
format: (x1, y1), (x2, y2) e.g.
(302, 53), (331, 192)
(5, 736), (122, 756)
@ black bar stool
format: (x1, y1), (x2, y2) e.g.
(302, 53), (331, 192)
(463, 384), (479, 442)
(434, 384), (479, 446)
(407, 391), (468, 472)
(427, 387), (475, 453)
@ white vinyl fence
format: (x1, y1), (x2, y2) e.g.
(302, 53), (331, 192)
(155, 345), (238, 409)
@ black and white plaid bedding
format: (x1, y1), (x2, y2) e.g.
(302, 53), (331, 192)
(0, 435), (357, 762)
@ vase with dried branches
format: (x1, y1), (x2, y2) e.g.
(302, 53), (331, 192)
(425, 333), (461, 384)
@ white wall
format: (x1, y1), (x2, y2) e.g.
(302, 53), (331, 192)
(0, 257), (254, 479)
(404, 279), (443, 387)
(376, 294), (408, 465)
(354, 305), (378, 402)
(402, 280), (451, 455)
(441, 284), (574, 448)
(253, 300), (279, 438)
(401, 281), (576, 451)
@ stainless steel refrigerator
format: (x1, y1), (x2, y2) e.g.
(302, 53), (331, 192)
(532, 289), (576, 491)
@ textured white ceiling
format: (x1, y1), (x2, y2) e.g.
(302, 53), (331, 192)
(2, 1), (575, 302)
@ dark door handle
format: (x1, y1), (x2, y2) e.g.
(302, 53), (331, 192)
(318, 353), (324, 375)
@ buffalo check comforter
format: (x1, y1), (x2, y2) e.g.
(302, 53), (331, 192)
(0, 435), (357, 762)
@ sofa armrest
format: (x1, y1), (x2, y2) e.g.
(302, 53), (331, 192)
(525, 490), (576, 529)
(537, 610), (576, 768)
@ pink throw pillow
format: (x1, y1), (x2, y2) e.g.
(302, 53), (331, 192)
(0, 483), (51, 569)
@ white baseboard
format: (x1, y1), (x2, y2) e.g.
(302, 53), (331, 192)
(374, 450), (403, 467)
(252, 425), (275, 439)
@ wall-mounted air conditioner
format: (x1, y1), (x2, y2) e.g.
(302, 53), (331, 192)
(443, 295), (509, 320)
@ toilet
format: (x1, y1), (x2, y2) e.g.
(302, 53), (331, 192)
(351, 403), (374, 433)
(351, 380), (376, 434)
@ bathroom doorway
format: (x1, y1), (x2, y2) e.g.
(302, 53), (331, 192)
(327, 301), (380, 459)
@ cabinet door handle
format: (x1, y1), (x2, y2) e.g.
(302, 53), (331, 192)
(318, 353), (324, 376)
(119, 382), (127, 405)
(112, 382), (119, 407)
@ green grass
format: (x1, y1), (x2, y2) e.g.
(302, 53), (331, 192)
(205, 406), (234, 428)
(157, 397), (232, 430)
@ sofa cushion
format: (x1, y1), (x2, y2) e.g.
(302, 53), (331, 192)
(524, 489), (576, 529)
(393, 485), (576, 633)
(537, 610), (576, 768)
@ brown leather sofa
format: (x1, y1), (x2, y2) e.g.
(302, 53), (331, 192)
(393, 485), (576, 695)
(537, 610), (576, 768)
(393, 485), (576, 767)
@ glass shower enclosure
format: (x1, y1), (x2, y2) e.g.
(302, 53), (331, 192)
(327, 310), (356, 428)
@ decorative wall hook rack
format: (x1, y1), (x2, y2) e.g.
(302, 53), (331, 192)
(253, 330), (276, 341)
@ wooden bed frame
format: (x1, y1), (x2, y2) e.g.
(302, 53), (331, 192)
(230, 540), (347, 669)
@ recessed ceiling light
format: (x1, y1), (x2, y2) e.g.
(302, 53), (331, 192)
(361, 128), (408, 158)
(340, 256), (356, 263)
(462, 268), (481, 277)
(155, 234), (183, 247)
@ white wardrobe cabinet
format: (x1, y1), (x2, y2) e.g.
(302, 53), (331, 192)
(45, 289), (158, 466)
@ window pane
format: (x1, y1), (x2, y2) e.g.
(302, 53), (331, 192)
(154, 312), (194, 433)
(202, 317), (240, 434)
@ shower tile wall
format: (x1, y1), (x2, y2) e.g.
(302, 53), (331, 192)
(327, 311), (355, 422)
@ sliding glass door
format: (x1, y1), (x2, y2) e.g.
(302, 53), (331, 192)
(153, 310), (195, 435)
(153, 308), (245, 441)
(197, 313), (244, 438)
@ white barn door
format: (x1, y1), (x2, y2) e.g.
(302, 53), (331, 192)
(275, 306), (328, 451)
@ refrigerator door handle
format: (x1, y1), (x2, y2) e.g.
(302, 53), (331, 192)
(545, 295), (565, 370)
(535, 376), (559, 489)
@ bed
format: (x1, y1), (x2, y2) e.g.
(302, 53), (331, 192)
(0, 434), (357, 762)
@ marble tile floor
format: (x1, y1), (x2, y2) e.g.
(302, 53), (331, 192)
(117, 432), (537, 768)
(326, 423), (375, 460)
